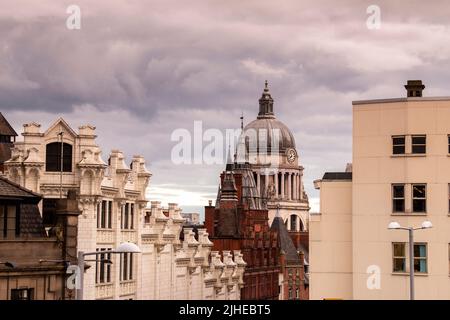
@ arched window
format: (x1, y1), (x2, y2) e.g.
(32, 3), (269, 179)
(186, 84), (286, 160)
(46, 142), (72, 172)
(299, 219), (305, 232)
(290, 215), (297, 231)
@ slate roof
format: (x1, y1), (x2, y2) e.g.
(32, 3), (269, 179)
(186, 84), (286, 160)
(0, 112), (18, 136)
(0, 177), (45, 237)
(0, 176), (41, 203)
(19, 203), (47, 237)
(270, 216), (301, 265)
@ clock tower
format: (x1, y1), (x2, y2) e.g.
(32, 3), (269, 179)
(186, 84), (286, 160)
(235, 82), (310, 250)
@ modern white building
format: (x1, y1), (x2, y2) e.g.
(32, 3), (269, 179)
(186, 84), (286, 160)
(4, 118), (244, 300)
(311, 80), (450, 300)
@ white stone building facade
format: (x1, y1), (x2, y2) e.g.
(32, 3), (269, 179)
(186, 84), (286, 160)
(4, 118), (244, 300)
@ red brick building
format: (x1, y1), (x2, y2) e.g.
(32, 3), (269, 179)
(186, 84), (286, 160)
(205, 163), (280, 300)
(271, 213), (309, 300)
(205, 161), (309, 300)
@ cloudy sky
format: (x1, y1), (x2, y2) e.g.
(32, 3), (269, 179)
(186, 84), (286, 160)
(2, 0), (450, 217)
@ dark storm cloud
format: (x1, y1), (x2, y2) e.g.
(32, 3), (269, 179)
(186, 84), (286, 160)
(2, 0), (450, 212)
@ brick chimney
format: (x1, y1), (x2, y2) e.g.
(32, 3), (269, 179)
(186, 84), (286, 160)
(405, 80), (425, 97)
(56, 189), (81, 299)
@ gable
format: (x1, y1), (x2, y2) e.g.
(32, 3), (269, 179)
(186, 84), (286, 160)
(44, 118), (77, 139)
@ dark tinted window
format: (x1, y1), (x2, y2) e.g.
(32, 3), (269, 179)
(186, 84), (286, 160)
(46, 142), (73, 172)
(392, 185), (405, 212)
(411, 135), (426, 154)
(392, 136), (405, 155)
(412, 184), (426, 212)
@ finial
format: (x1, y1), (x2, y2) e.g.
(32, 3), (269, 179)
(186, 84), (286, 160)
(264, 80), (269, 92)
(240, 111), (244, 131)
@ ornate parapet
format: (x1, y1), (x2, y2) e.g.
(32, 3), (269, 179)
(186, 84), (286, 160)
(233, 250), (246, 288)
(130, 155), (151, 201)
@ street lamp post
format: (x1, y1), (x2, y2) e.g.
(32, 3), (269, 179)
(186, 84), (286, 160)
(388, 220), (433, 300)
(76, 242), (141, 300)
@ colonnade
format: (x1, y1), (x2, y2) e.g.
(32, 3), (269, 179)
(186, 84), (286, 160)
(255, 170), (303, 200)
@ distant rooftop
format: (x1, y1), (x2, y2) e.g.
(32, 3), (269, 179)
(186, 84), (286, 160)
(322, 172), (352, 181)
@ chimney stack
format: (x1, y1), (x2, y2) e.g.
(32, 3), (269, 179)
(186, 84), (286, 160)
(405, 80), (425, 97)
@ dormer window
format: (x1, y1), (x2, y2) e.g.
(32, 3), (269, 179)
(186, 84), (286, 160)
(45, 142), (73, 172)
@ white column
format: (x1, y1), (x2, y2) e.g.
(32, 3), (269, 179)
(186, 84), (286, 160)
(295, 173), (299, 200)
(281, 171), (285, 200)
(274, 173), (278, 199)
(293, 173), (297, 200)
(257, 173), (261, 196)
(287, 172), (291, 200)
(299, 173), (303, 200)
(265, 173), (269, 196)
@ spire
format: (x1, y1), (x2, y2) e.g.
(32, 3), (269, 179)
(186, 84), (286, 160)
(276, 203), (281, 218)
(220, 172), (238, 201)
(240, 111), (244, 131)
(226, 144), (233, 171)
(258, 80), (275, 119)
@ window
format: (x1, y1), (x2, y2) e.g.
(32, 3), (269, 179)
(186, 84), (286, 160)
(411, 135), (426, 154)
(288, 288), (292, 300)
(121, 203), (134, 230)
(296, 288), (299, 299)
(290, 215), (297, 231)
(130, 204), (134, 229)
(392, 184), (405, 213)
(448, 244), (450, 274)
(448, 135), (450, 154)
(123, 204), (129, 229)
(97, 201), (113, 229)
(0, 204), (19, 239)
(120, 252), (133, 281)
(95, 248), (112, 284)
(144, 212), (151, 224)
(0, 135), (12, 143)
(412, 184), (426, 213)
(11, 288), (34, 300)
(392, 136), (406, 155)
(414, 244), (427, 273)
(449, 184), (450, 213)
(45, 142), (73, 172)
(393, 243), (406, 273)
(108, 202), (112, 229)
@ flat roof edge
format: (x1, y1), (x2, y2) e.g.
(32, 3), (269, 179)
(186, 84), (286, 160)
(352, 96), (450, 105)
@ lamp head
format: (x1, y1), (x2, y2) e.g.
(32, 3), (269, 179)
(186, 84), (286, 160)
(388, 221), (401, 230)
(116, 242), (141, 253)
(421, 221), (433, 229)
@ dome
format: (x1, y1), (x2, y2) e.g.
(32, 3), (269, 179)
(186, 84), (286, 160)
(241, 81), (296, 154)
(244, 118), (296, 153)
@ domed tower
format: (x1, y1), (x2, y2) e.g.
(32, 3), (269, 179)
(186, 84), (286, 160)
(238, 81), (310, 239)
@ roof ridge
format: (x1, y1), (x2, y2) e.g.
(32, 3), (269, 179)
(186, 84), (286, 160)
(0, 112), (18, 136)
(0, 175), (42, 198)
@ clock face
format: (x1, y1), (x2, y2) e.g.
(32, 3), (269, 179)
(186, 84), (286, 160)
(286, 148), (297, 163)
